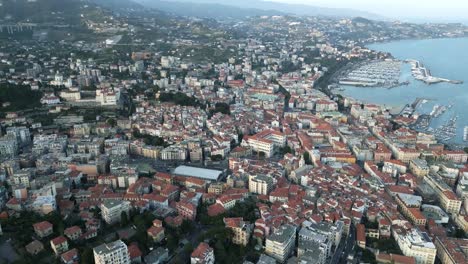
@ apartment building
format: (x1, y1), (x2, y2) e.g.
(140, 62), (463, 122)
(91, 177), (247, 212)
(249, 174), (274, 195)
(94, 240), (130, 264)
(434, 237), (468, 264)
(190, 242), (215, 264)
(409, 159), (430, 177)
(224, 217), (252, 246)
(265, 224), (296, 263)
(101, 200), (131, 225)
(424, 174), (462, 215)
(393, 227), (436, 264)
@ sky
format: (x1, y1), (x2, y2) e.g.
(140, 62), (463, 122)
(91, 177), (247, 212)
(269, 0), (468, 22)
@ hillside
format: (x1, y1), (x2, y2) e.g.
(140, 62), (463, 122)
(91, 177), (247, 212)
(136, 0), (285, 19)
(135, 0), (385, 20)
(0, 0), (85, 24)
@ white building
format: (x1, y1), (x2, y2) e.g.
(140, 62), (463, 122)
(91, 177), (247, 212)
(190, 242), (215, 264)
(0, 136), (18, 158)
(101, 200), (131, 225)
(96, 88), (120, 106)
(244, 129), (286, 158)
(249, 174), (274, 195)
(94, 240), (130, 264)
(393, 227), (436, 264)
(265, 224), (296, 263)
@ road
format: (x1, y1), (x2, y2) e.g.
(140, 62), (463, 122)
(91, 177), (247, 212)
(167, 223), (210, 263)
(0, 238), (20, 263)
(331, 224), (356, 264)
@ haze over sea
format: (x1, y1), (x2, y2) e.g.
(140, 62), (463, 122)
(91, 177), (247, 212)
(340, 37), (468, 145)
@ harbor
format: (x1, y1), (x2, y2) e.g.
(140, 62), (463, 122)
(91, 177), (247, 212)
(336, 38), (468, 145)
(338, 59), (405, 87)
(407, 59), (463, 85)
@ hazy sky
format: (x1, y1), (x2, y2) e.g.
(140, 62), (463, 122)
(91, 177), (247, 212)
(270, 0), (468, 21)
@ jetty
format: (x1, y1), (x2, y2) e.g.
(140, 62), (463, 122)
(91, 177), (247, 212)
(406, 59), (463, 85)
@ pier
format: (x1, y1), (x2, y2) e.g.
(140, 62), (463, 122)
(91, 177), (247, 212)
(407, 59), (463, 85)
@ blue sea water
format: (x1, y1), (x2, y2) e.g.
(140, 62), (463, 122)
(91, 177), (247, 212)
(339, 37), (468, 145)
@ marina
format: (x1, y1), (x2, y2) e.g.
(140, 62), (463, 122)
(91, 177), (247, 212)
(338, 60), (403, 87)
(464, 126), (468, 142)
(338, 38), (468, 145)
(429, 104), (451, 118)
(432, 115), (458, 142)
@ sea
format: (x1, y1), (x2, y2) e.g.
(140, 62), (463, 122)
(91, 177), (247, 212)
(338, 37), (468, 145)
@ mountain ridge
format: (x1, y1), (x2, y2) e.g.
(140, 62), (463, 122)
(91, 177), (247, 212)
(135, 0), (387, 20)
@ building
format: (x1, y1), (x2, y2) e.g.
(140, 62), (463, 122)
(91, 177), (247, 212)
(257, 254), (277, 264)
(224, 217), (252, 246)
(434, 237), (468, 264)
(356, 224), (366, 248)
(176, 201), (197, 221)
(94, 240), (130, 264)
(161, 145), (187, 161)
(424, 174), (462, 215)
(32, 195), (57, 215)
(244, 129), (286, 158)
(101, 200), (131, 225)
(0, 136), (18, 158)
(315, 99), (338, 112)
(395, 148), (421, 164)
(6, 126), (31, 146)
(64, 226), (82, 241)
(144, 247), (169, 264)
(96, 88), (120, 106)
(393, 227), (436, 264)
(25, 240), (44, 255)
(395, 193), (426, 226)
(50, 236), (69, 255)
(409, 159), (430, 177)
(441, 151), (468, 164)
(297, 221), (343, 259)
(421, 205), (449, 224)
(249, 174), (274, 195)
(33, 221), (53, 238)
(376, 253), (416, 264)
(147, 226), (165, 243)
(173, 166), (223, 182)
(61, 248), (79, 264)
(191, 242), (215, 264)
(297, 238), (327, 264)
(207, 183), (224, 195)
(265, 224), (296, 263)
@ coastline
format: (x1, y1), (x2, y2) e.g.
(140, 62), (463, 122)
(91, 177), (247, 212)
(333, 37), (468, 146)
(362, 36), (468, 47)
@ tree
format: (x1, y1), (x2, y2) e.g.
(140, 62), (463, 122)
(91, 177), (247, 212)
(280, 146), (293, 155)
(230, 139), (237, 150)
(303, 152), (312, 165)
(464, 147), (468, 154)
(80, 247), (94, 264)
(237, 133), (244, 144)
(106, 117), (117, 127)
(183, 242), (194, 254)
(210, 154), (223, 162)
(454, 228), (466, 238)
(166, 233), (179, 253)
(0, 84), (43, 112)
(121, 211), (129, 227)
(209, 102), (230, 116)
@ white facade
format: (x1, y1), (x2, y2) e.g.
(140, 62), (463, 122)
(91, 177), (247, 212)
(265, 225), (296, 263)
(393, 228), (436, 264)
(94, 240), (130, 264)
(101, 200), (131, 225)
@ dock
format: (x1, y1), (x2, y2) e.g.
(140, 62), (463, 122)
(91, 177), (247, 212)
(407, 59), (463, 85)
